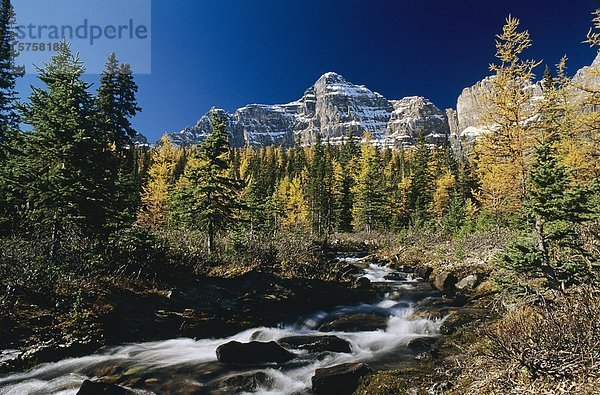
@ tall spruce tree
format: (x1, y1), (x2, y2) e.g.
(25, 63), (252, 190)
(352, 132), (384, 233)
(22, 43), (108, 261)
(171, 111), (244, 253)
(332, 159), (354, 232)
(97, 53), (141, 228)
(0, 0), (24, 234)
(0, 0), (22, 151)
(307, 135), (333, 237)
(408, 131), (434, 226)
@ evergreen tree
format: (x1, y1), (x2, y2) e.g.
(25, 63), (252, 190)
(0, 0), (24, 234)
(339, 129), (359, 170)
(504, 141), (592, 289)
(332, 159), (354, 232)
(171, 111), (244, 253)
(0, 0), (22, 151)
(307, 135), (333, 237)
(21, 43), (108, 261)
(408, 131), (433, 225)
(331, 130), (360, 232)
(97, 53), (142, 229)
(353, 132), (385, 233)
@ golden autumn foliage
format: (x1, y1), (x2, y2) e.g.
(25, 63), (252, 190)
(137, 134), (181, 229)
(274, 174), (309, 230)
(432, 171), (457, 219)
(474, 16), (539, 215)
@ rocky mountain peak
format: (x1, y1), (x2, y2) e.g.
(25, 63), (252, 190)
(167, 73), (450, 147)
(316, 72), (348, 85)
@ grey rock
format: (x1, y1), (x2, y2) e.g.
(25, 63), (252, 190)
(77, 380), (132, 395)
(354, 277), (371, 289)
(318, 312), (388, 332)
(456, 76), (494, 136)
(220, 372), (274, 393)
(277, 335), (352, 353)
(455, 275), (479, 291)
(414, 265), (433, 281)
(383, 272), (409, 281)
(430, 272), (458, 292)
(167, 72), (448, 147)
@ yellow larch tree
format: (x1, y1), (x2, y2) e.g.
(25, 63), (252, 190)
(137, 134), (181, 229)
(474, 15), (541, 215)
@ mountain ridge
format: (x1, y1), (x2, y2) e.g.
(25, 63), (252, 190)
(159, 52), (599, 149)
(166, 72), (449, 147)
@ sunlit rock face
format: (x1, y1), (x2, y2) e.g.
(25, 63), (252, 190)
(448, 51), (600, 154)
(167, 72), (449, 147)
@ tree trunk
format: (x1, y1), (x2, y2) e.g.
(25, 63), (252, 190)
(535, 217), (548, 266)
(535, 217), (559, 290)
(207, 221), (214, 255)
(50, 210), (61, 263)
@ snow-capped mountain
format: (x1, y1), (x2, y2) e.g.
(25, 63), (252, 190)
(167, 72), (449, 147)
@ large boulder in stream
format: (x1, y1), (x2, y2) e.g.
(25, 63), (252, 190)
(77, 380), (132, 395)
(277, 335), (352, 353)
(415, 265), (433, 280)
(216, 341), (295, 364)
(311, 362), (374, 394)
(384, 272), (409, 281)
(318, 313), (389, 332)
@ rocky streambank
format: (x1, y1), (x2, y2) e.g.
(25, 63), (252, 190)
(1, 252), (498, 394)
(0, 262), (377, 376)
(0, 251), (493, 394)
(352, 253), (500, 394)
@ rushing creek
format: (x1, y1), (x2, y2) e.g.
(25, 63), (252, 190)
(0, 255), (447, 395)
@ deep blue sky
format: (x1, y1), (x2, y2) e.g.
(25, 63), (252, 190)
(16, 0), (600, 142)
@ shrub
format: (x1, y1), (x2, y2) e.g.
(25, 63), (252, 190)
(459, 286), (600, 394)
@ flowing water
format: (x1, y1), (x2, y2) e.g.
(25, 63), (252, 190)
(0, 256), (446, 395)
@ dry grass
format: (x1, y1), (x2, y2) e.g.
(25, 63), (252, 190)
(455, 286), (600, 394)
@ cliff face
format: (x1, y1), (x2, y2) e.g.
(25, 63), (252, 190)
(168, 72), (449, 147)
(448, 52), (600, 152)
(455, 76), (494, 135)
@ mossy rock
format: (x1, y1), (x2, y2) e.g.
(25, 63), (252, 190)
(355, 368), (445, 395)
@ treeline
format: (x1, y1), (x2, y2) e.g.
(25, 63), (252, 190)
(0, 42), (143, 245)
(140, 128), (474, 241)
